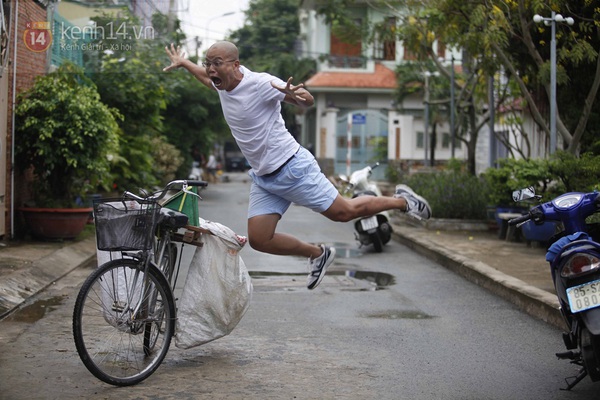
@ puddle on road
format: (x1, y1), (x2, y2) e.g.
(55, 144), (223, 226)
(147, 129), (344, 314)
(331, 242), (363, 258)
(249, 269), (395, 291)
(5, 295), (67, 323)
(363, 310), (434, 320)
(253, 242), (395, 291)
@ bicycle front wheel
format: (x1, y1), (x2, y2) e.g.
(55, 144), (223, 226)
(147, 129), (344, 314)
(73, 259), (175, 386)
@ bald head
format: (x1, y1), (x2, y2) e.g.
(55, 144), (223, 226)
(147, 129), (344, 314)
(207, 41), (239, 61)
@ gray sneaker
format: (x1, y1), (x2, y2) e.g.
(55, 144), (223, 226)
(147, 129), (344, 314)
(307, 245), (336, 290)
(394, 184), (432, 220)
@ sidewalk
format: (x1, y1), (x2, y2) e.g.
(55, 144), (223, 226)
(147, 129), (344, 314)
(0, 235), (96, 318)
(0, 218), (563, 328)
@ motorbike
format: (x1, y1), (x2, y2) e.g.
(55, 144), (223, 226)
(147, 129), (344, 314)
(338, 162), (393, 253)
(509, 186), (600, 390)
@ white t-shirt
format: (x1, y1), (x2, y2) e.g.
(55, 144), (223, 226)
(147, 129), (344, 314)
(216, 66), (300, 176)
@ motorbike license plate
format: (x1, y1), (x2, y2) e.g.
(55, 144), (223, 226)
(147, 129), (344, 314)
(360, 216), (378, 231)
(566, 279), (600, 313)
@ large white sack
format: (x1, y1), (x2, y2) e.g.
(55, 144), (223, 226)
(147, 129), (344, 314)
(175, 218), (252, 349)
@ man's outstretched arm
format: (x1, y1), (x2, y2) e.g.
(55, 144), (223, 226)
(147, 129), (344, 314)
(163, 43), (214, 90)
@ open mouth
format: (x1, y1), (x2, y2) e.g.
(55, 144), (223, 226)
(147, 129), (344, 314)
(211, 77), (223, 88)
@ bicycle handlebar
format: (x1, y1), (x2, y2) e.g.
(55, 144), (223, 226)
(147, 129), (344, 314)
(123, 179), (208, 203)
(185, 180), (209, 188)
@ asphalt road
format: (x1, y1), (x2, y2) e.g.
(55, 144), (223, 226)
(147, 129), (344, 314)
(0, 173), (598, 399)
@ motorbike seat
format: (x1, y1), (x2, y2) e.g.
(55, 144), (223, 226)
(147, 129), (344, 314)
(158, 208), (189, 229)
(352, 190), (377, 199)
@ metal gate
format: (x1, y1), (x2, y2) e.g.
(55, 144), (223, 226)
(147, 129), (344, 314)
(335, 109), (388, 180)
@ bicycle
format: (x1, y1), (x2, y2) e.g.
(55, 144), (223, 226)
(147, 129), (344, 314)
(72, 179), (208, 386)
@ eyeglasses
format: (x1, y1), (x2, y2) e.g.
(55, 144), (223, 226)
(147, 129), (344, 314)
(201, 59), (237, 68)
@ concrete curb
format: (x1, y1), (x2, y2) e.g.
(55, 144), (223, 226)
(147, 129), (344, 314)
(0, 236), (96, 318)
(391, 224), (566, 330)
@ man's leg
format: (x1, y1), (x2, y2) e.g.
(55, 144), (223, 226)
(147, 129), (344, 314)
(321, 194), (406, 222)
(247, 213), (335, 290)
(322, 185), (432, 222)
(247, 213), (322, 259)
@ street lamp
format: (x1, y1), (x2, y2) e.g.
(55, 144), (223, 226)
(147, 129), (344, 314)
(204, 11), (236, 51)
(533, 12), (574, 154)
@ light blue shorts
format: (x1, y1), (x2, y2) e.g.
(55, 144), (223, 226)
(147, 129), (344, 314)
(247, 147), (339, 219)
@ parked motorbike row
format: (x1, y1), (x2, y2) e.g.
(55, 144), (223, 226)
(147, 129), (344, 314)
(510, 187), (600, 390)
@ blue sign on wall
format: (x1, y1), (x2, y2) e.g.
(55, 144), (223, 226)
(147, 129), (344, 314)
(352, 114), (366, 124)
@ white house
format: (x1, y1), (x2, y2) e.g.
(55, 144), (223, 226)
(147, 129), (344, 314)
(296, 2), (550, 178)
(296, 3), (466, 178)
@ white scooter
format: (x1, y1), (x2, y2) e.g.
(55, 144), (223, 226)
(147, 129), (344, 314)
(339, 163), (393, 252)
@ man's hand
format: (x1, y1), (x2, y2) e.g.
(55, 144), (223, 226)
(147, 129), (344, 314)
(163, 43), (185, 72)
(163, 43), (213, 88)
(271, 77), (314, 107)
(271, 77), (306, 101)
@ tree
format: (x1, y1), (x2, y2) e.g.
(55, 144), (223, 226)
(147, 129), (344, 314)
(82, 11), (230, 188)
(394, 61), (448, 166)
(506, 0), (600, 153)
(406, 0), (599, 154)
(317, 0), (505, 174)
(162, 64), (229, 177)
(316, 0), (600, 169)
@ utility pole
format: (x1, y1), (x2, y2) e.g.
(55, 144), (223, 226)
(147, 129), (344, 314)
(450, 55), (455, 159)
(195, 36), (201, 58)
(167, 0), (176, 32)
(422, 71), (439, 167)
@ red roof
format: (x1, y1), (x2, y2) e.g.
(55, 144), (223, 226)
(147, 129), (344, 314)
(305, 63), (396, 90)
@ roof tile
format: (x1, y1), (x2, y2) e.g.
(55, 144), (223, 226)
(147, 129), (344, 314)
(305, 63), (396, 89)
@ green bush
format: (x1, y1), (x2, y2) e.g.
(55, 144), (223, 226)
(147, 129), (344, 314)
(402, 171), (488, 219)
(15, 63), (121, 207)
(401, 153), (600, 221)
(481, 153), (600, 206)
(481, 158), (553, 206)
(548, 151), (600, 196)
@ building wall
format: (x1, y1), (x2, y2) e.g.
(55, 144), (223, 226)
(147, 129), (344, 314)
(55, 1), (124, 27)
(130, 0), (171, 27)
(3, 0), (53, 237)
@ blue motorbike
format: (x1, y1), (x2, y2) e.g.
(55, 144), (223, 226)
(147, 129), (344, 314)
(509, 187), (600, 390)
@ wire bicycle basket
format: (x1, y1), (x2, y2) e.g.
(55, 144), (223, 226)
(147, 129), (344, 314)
(93, 199), (161, 251)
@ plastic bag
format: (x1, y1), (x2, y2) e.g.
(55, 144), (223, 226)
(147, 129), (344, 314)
(175, 218), (252, 349)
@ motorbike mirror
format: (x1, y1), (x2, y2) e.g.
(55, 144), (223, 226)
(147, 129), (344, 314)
(512, 186), (541, 202)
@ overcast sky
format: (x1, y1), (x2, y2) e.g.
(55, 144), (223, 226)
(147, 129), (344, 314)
(176, 0), (250, 56)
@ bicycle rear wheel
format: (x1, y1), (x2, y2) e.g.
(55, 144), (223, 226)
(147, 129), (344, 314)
(73, 259), (175, 386)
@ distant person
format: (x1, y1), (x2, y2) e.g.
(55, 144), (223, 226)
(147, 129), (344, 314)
(206, 152), (217, 183)
(164, 41), (431, 289)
